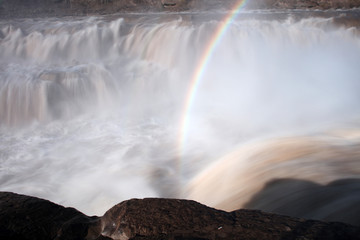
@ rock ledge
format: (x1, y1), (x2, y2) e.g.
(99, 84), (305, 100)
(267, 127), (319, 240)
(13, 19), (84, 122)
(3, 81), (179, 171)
(1, 0), (360, 19)
(0, 192), (359, 240)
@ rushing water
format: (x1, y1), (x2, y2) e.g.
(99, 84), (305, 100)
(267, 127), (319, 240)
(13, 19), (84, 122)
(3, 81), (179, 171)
(0, 10), (360, 224)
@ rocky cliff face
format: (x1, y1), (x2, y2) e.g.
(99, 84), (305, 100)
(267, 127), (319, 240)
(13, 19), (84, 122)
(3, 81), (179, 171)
(246, 0), (360, 9)
(1, 0), (360, 18)
(1, 192), (359, 240)
(278, 0), (360, 9)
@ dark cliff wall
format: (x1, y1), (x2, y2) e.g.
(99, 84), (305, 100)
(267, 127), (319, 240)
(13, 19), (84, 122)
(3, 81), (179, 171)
(247, 0), (360, 9)
(1, 0), (360, 18)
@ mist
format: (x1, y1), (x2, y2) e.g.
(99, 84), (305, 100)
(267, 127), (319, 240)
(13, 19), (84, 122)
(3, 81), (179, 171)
(0, 11), (360, 224)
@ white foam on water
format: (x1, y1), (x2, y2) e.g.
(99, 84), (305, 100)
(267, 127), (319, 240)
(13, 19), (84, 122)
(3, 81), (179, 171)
(0, 12), (360, 218)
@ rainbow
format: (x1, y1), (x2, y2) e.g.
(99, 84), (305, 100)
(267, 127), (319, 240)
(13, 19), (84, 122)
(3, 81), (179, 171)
(178, 0), (248, 168)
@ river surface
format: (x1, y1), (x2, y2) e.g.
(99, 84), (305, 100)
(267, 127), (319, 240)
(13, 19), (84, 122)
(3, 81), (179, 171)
(0, 10), (360, 224)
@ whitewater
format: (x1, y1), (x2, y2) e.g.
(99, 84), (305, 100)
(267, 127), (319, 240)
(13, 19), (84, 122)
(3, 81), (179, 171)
(0, 10), (360, 225)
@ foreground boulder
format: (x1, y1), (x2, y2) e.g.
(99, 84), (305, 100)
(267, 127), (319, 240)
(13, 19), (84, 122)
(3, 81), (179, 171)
(0, 192), (101, 240)
(101, 198), (360, 240)
(1, 192), (360, 240)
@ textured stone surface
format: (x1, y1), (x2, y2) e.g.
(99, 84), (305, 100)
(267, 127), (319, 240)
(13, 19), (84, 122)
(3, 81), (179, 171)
(101, 198), (360, 240)
(1, 0), (360, 18)
(0, 192), (101, 240)
(250, 0), (360, 9)
(1, 192), (360, 240)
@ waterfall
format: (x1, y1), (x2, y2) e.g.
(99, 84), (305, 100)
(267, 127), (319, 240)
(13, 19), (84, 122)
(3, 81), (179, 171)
(0, 12), (360, 223)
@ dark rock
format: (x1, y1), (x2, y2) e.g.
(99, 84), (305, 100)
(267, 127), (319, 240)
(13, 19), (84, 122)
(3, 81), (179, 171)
(101, 198), (233, 240)
(160, 0), (188, 9)
(1, 192), (360, 240)
(1, 0), (360, 19)
(246, 0), (360, 9)
(0, 192), (101, 240)
(101, 198), (360, 240)
(245, 178), (360, 226)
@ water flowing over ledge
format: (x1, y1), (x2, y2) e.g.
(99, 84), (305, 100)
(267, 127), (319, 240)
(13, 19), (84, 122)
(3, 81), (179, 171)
(1, 5), (360, 229)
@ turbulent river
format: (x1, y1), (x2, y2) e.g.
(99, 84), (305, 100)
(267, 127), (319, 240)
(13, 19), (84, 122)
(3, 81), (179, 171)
(0, 10), (360, 225)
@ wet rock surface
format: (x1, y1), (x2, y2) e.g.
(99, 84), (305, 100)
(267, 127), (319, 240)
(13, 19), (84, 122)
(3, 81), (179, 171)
(1, 192), (360, 240)
(249, 0), (360, 9)
(244, 178), (360, 226)
(1, 0), (360, 18)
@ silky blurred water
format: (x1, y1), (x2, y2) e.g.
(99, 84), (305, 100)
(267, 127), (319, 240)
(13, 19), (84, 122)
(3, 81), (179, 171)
(0, 11), (360, 223)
